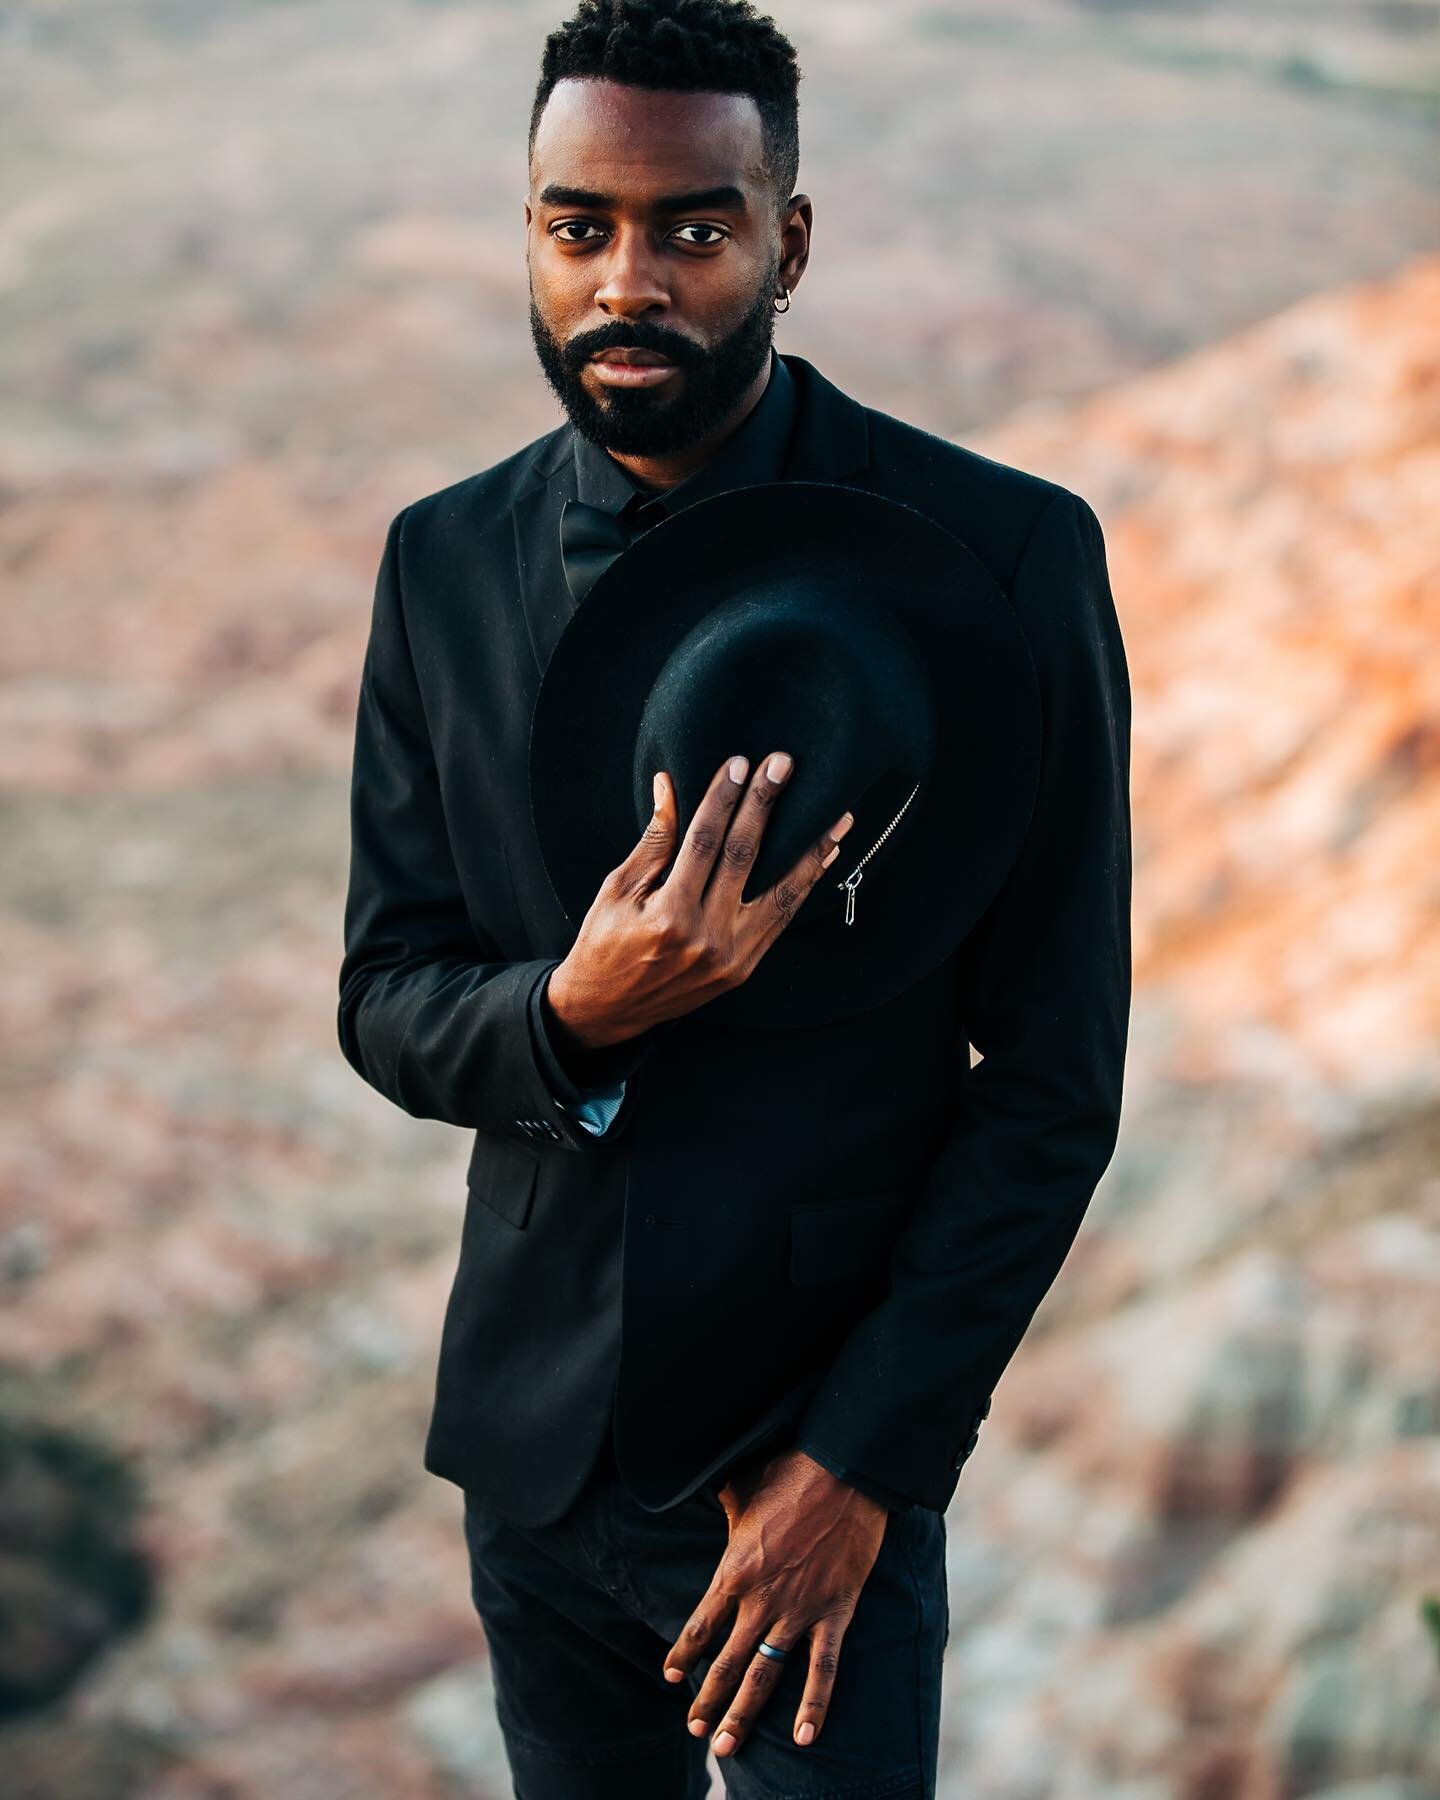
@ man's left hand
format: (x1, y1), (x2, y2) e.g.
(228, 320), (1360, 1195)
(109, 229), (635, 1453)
(661, 1446), (890, 1757)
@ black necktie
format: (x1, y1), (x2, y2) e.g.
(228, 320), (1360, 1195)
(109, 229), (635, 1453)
(559, 495), (666, 604)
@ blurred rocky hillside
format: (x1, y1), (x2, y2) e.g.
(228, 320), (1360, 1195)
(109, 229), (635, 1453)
(2, 249), (1435, 1799)
(940, 250), (1440, 1800)
(2, 0), (1438, 1793)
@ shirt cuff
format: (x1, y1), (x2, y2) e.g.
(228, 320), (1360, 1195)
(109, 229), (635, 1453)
(570, 1085), (628, 1137)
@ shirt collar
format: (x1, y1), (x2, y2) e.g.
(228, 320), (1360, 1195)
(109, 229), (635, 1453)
(571, 347), (796, 519)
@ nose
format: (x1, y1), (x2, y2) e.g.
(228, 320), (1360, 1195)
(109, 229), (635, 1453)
(592, 224), (670, 320)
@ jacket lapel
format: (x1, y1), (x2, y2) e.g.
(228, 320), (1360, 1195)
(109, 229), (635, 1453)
(778, 351), (871, 486)
(511, 427), (578, 687)
(512, 353), (872, 682)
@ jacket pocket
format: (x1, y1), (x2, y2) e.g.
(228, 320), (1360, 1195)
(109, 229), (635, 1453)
(466, 1134), (541, 1231)
(788, 1188), (912, 1287)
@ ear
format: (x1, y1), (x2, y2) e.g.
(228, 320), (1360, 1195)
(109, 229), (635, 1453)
(779, 193), (812, 294)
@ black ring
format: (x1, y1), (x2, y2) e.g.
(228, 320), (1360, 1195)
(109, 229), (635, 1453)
(756, 1639), (790, 1662)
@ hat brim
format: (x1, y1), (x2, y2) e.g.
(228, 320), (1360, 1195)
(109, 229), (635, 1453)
(529, 481), (1040, 1029)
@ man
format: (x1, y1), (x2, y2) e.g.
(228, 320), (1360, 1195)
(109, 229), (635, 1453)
(337, 1), (1130, 1793)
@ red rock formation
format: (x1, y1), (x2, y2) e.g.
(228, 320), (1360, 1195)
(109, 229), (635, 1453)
(977, 253), (1440, 1104)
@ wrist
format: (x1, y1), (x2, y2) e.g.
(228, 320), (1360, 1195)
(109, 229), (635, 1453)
(794, 1446), (895, 1519)
(544, 959), (622, 1056)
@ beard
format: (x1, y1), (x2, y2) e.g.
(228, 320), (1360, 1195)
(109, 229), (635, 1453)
(528, 260), (781, 457)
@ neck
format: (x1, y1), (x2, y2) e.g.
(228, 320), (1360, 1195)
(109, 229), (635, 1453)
(605, 353), (774, 493)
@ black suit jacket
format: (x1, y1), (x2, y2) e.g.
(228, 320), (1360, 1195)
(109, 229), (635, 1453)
(337, 352), (1131, 1529)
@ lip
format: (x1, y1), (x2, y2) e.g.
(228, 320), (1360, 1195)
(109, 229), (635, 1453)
(589, 347), (673, 366)
(588, 357), (680, 389)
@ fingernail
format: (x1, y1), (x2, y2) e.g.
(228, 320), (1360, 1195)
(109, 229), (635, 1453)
(797, 1721), (815, 1745)
(653, 772), (664, 807)
(822, 844), (839, 867)
(767, 751), (792, 783)
(729, 754), (749, 784)
(831, 811), (854, 838)
(714, 1731), (736, 1755)
(688, 1719), (707, 1737)
(663, 1666), (683, 1682)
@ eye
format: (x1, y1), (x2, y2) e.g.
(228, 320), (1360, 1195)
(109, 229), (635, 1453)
(547, 219), (730, 248)
(551, 220), (605, 243)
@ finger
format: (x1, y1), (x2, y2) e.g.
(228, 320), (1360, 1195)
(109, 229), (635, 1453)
(792, 1616), (849, 1748)
(610, 767), (678, 896)
(684, 1607), (770, 1742)
(735, 808), (855, 966)
(708, 1618), (806, 1759)
(662, 1580), (733, 1687)
(657, 752), (753, 911)
(700, 748), (796, 914)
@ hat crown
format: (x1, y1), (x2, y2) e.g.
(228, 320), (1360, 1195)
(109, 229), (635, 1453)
(632, 581), (935, 916)
(529, 478), (1042, 1028)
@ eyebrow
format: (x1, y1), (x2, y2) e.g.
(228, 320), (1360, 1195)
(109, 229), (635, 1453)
(537, 182), (749, 214)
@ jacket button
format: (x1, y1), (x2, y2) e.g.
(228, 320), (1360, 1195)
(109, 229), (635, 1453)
(953, 1428), (981, 1470)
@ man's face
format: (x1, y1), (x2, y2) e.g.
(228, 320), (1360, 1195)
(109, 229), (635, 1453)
(526, 78), (787, 456)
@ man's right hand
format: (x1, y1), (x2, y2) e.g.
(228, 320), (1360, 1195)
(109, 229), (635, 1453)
(544, 751), (855, 1052)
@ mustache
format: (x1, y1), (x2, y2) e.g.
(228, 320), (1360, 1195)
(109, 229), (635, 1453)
(561, 319), (705, 372)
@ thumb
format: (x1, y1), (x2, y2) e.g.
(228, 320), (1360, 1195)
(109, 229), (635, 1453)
(621, 768), (677, 883)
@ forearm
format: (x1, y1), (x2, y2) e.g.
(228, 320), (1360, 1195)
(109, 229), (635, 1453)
(338, 945), (556, 1132)
(794, 1057), (1124, 1510)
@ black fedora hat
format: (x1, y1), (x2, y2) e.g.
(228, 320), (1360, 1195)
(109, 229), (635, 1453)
(528, 481), (1041, 1029)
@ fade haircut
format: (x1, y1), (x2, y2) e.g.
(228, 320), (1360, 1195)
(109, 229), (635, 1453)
(530, 0), (802, 213)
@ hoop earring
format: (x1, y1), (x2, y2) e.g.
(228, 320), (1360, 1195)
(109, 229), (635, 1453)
(773, 288), (791, 314)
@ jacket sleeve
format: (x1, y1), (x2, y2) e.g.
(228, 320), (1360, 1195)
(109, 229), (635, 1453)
(793, 488), (1131, 1511)
(336, 505), (655, 1150)
(528, 964), (652, 1139)
(791, 1437), (914, 1515)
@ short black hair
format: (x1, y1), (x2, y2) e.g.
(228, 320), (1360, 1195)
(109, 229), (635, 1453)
(530, 0), (802, 211)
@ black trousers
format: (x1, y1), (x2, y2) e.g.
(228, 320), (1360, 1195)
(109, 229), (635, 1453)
(462, 1431), (949, 1798)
